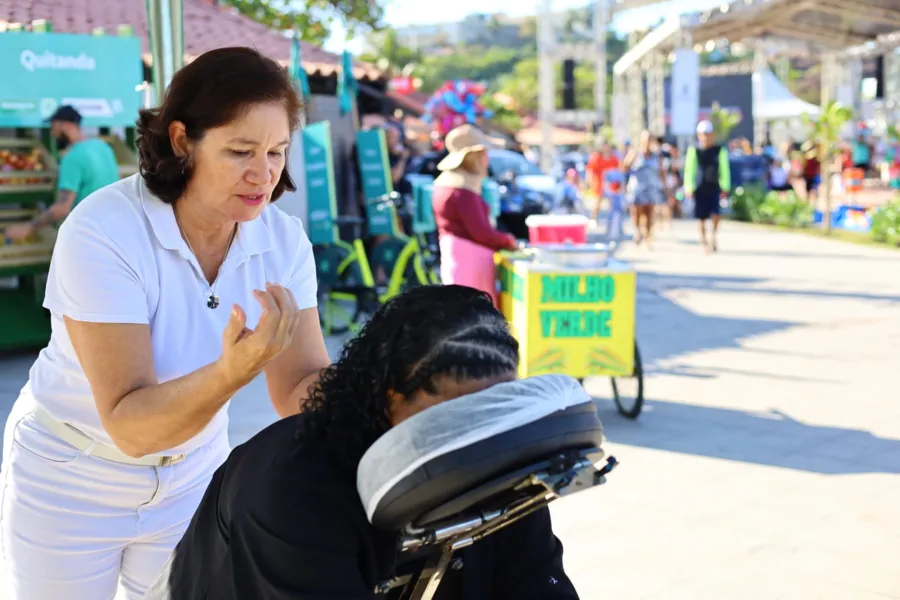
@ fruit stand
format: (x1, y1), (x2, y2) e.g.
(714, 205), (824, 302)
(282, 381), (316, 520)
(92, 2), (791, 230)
(0, 137), (59, 350)
(0, 25), (143, 350)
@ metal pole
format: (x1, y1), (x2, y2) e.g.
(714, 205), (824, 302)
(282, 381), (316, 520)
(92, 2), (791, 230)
(752, 49), (768, 148)
(821, 53), (835, 107)
(848, 58), (863, 118)
(646, 52), (665, 136)
(537, 0), (556, 173)
(171, 0), (185, 75)
(145, 0), (163, 105)
(885, 48), (900, 122)
(675, 29), (692, 157)
(145, 0), (184, 106)
(627, 66), (645, 142)
(594, 0), (610, 125)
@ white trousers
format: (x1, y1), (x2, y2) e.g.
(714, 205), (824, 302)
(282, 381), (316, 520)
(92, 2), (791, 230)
(0, 410), (229, 600)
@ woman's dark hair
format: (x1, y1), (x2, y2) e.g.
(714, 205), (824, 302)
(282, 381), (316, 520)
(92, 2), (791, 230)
(300, 285), (520, 470)
(136, 47), (302, 204)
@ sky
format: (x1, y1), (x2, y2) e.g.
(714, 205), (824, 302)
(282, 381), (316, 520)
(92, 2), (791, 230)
(324, 0), (728, 53)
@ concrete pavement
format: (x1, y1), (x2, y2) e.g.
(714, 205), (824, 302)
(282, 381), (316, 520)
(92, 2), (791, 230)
(1, 219), (899, 598)
(562, 221), (900, 599)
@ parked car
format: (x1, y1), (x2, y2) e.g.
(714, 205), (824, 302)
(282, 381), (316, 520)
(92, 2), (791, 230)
(488, 149), (556, 239)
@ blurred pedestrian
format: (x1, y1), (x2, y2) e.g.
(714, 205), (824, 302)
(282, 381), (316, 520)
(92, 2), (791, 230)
(684, 120), (730, 253)
(623, 131), (667, 248)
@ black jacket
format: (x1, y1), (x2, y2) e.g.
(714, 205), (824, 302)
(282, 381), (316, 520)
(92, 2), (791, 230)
(169, 416), (580, 599)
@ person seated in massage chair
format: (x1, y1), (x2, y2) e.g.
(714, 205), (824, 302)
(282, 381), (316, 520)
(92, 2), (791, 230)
(158, 284), (580, 599)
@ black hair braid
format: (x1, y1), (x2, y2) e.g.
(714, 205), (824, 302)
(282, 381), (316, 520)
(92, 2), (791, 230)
(401, 327), (519, 396)
(298, 285), (519, 472)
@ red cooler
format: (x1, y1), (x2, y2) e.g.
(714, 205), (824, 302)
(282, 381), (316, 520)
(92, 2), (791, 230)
(525, 215), (589, 244)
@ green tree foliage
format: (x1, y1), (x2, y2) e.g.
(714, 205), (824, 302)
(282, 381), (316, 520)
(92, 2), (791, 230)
(802, 101), (854, 234)
(709, 102), (742, 140)
(415, 47), (523, 94)
(481, 95), (522, 131)
(227, 0), (385, 46)
(358, 29), (421, 74)
(491, 58), (606, 113)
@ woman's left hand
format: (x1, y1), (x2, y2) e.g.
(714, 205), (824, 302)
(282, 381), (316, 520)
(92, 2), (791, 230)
(219, 283), (302, 385)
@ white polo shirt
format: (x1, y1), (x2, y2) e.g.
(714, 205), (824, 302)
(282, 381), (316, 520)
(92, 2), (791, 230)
(18, 174), (318, 455)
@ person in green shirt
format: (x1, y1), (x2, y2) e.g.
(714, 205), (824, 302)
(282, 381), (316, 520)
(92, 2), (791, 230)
(5, 105), (120, 241)
(683, 120), (731, 253)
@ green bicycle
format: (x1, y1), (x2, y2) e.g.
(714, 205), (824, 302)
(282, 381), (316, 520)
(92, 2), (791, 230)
(316, 191), (439, 335)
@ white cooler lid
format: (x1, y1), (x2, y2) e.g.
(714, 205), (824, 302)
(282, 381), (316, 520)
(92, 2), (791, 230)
(525, 214), (589, 227)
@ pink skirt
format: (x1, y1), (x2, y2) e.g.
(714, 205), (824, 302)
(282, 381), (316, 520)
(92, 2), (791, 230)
(439, 233), (498, 306)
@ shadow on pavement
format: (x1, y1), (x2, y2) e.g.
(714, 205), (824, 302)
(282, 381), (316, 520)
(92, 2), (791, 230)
(639, 271), (900, 304)
(592, 399), (900, 476)
(709, 248), (900, 261)
(634, 275), (798, 368)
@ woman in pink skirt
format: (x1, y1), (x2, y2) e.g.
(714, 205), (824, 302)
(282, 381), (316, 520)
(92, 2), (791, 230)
(432, 125), (517, 305)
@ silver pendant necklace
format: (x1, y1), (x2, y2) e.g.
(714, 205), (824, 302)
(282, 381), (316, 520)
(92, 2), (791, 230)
(174, 214), (237, 309)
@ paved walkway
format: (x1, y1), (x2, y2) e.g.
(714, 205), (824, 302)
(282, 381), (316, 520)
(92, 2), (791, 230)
(565, 220), (900, 599)
(0, 220), (898, 598)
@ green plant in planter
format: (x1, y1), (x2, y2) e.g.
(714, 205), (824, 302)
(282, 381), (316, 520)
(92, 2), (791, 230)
(758, 192), (814, 228)
(802, 101), (854, 235)
(870, 200), (900, 246)
(710, 102), (742, 141)
(730, 185), (767, 223)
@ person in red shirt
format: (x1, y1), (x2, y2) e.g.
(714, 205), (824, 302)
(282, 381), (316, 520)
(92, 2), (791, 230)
(432, 125), (517, 305)
(586, 142), (620, 222)
(801, 141), (821, 203)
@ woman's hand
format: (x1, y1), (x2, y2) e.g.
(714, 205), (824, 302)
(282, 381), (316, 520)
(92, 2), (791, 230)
(218, 283), (302, 386)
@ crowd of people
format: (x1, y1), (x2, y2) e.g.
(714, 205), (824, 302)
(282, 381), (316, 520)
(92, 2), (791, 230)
(564, 120), (731, 253)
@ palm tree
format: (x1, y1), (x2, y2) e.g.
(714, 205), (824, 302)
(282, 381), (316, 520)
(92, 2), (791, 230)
(802, 101), (853, 235)
(709, 102), (741, 141)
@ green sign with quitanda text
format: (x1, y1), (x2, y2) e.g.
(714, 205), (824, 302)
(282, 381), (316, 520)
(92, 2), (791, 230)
(0, 32), (143, 127)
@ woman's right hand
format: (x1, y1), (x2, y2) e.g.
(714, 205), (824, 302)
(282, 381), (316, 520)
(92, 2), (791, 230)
(218, 283), (302, 386)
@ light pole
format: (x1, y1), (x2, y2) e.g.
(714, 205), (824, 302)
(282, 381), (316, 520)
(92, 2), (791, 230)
(145, 0), (184, 106)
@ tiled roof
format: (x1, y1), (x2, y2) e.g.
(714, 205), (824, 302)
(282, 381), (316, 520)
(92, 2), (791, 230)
(0, 0), (382, 80)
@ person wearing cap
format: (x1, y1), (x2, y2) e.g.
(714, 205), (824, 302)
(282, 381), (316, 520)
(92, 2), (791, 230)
(684, 120), (731, 252)
(4, 105), (120, 241)
(432, 124), (517, 306)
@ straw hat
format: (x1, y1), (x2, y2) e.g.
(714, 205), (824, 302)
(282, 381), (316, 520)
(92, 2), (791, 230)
(437, 124), (492, 171)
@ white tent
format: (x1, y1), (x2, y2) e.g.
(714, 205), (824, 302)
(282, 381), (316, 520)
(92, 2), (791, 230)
(753, 67), (820, 121)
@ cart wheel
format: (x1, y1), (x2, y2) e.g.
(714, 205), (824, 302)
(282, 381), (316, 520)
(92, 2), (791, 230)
(610, 342), (644, 419)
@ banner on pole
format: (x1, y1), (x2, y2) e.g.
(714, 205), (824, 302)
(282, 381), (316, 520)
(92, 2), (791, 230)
(670, 49), (700, 136)
(302, 121), (338, 245)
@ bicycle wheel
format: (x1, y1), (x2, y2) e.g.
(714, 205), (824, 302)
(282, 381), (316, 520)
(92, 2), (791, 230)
(315, 246), (361, 335)
(610, 342), (644, 419)
(369, 238), (407, 284)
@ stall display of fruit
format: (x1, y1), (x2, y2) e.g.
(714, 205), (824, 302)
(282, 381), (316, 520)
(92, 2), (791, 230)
(0, 208), (55, 267)
(0, 147), (52, 186)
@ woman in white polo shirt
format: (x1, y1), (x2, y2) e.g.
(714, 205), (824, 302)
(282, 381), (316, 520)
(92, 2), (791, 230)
(0, 47), (331, 599)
